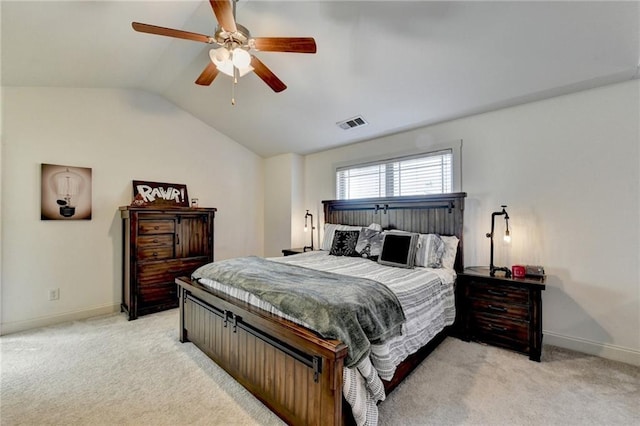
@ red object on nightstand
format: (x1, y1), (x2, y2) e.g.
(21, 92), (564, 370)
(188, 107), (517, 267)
(512, 265), (526, 278)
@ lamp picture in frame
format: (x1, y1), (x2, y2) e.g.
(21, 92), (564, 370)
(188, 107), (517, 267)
(41, 163), (92, 220)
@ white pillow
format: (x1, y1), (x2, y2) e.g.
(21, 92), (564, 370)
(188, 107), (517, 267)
(321, 223), (383, 251)
(367, 223), (383, 232)
(439, 235), (459, 270)
(415, 234), (445, 268)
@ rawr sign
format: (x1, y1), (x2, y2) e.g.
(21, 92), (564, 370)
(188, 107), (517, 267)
(131, 180), (189, 207)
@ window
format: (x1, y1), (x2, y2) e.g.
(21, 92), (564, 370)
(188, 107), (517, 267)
(336, 150), (453, 200)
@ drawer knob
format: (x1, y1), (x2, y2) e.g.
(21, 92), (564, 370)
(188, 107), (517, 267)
(154, 226), (160, 230)
(488, 304), (507, 313)
(153, 239), (158, 243)
(488, 324), (508, 332)
(488, 289), (508, 297)
(153, 252), (158, 257)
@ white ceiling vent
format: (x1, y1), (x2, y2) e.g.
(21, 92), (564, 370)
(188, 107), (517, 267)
(337, 115), (368, 130)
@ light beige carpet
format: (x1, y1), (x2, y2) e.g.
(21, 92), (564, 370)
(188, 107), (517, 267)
(1, 309), (638, 425)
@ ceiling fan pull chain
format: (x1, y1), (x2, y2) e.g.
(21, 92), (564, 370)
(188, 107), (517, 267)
(231, 66), (237, 106)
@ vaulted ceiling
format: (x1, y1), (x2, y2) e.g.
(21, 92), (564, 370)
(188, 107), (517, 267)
(2, 1), (638, 158)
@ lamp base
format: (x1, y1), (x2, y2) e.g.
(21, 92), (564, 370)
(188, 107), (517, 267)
(490, 266), (512, 278)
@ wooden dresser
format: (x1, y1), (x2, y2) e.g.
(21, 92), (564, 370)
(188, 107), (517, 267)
(456, 267), (546, 361)
(120, 206), (216, 320)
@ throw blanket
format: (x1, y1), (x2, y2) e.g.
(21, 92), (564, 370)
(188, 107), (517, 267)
(192, 256), (406, 367)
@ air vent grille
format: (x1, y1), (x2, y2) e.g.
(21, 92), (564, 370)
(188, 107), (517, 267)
(337, 115), (368, 130)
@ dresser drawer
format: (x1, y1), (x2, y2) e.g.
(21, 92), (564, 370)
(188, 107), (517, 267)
(137, 245), (174, 261)
(137, 258), (208, 286)
(467, 280), (529, 304)
(139, 220), (175, 235)
(138, 282), (178, 305)
(469, 298), (529, 321)
(138, 234), (174, 247)
(137, 234), (174, 261)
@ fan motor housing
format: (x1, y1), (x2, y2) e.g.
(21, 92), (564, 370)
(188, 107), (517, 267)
(214, 24), (250, 47)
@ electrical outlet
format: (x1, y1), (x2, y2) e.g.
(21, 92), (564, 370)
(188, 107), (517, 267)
(48, 288), (60, 301)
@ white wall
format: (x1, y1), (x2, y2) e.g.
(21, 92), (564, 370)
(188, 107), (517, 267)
(302, 80), (640, 365)
(1, 87), (264, 334)
(264, 153), (306, 257)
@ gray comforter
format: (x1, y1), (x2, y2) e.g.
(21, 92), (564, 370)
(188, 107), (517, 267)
(192, 256), (406, 367)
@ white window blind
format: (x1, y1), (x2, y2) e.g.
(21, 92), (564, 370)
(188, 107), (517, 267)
(336, 150), (453, 200)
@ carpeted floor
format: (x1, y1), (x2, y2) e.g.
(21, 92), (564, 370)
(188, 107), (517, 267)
(1, 309), (638, 425)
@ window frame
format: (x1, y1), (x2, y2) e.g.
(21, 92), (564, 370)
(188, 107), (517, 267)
(333, 140), (462, 200)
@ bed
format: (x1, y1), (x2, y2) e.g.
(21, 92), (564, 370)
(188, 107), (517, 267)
(175, 193), (466, 425)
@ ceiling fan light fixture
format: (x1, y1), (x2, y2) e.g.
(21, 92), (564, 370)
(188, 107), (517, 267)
(211, 47), (230, 63)
(232, 48), (251, 68)
(209, 48), (253, 77)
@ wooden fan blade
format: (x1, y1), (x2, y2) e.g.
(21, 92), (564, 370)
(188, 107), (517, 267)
(210, 0), (237, 33)
(252, 37), (317, 53)
(195, 62), (220, 86)
(132, 22), (211, 43)
(251, 56), (287, 93)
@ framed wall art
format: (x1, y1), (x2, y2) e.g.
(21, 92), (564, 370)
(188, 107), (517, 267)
(131, 180), (189, 207)
(41, 163), (92, 220)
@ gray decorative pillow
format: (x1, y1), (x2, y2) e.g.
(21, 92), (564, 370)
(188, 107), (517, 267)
(415, 234), (445, 268)
(440, 235), (459, 270)
(355, 228), (384, 260)
(329, 230), (360, 256)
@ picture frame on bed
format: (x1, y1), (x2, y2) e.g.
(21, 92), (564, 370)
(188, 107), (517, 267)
(378, 231), (419, 268)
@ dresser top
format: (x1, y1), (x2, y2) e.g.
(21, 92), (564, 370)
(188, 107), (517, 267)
(119, 206), (217, 212)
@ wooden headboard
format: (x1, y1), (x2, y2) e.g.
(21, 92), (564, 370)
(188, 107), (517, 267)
(322, 192), (466, 272)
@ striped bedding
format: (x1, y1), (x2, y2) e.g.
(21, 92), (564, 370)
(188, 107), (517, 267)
(194, 251), (456, 426)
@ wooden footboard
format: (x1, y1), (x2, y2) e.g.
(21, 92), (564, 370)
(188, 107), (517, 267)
(177, 277), (349, 426)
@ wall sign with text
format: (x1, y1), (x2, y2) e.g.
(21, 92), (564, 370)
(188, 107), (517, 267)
(131, 180), (189, 207)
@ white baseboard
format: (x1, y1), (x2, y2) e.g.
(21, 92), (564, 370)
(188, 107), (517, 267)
(544, 330), (640, 367)
(0, 304), (121, 336)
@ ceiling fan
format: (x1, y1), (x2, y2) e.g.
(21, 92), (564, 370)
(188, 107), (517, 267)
(132, 0), (316, 102)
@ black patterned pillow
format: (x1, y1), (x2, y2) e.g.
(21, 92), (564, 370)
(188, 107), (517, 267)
(355, 228), (384, 260)
(329, 230), (360, 256)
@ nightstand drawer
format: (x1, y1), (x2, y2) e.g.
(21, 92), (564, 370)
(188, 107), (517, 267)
(471, 313), (529, 351)
(468, 281), (529, 304)
(469, 298), (529, 320)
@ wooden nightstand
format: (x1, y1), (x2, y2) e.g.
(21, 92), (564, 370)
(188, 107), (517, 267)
(281, 248), (306, 256)
(456, 267), (546, 361)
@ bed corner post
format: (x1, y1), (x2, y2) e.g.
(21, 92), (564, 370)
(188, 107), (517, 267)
(178, 283), (189, 343)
